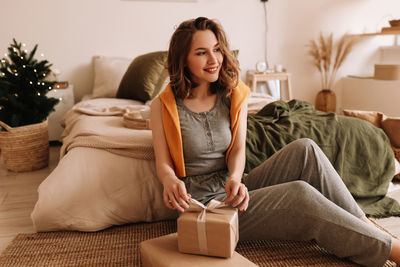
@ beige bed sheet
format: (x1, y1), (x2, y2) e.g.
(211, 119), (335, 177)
(31, 147), (178, 232)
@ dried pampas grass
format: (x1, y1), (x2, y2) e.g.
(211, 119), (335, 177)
(308, 33), (358, 89)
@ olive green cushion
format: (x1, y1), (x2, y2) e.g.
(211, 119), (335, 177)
(117, 51), (168, 102)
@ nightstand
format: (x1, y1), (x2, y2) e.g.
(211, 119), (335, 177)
(46, 85), (75, 141)
(246, 70), (293, 101)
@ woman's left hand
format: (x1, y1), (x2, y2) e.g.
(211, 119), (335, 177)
(224, 178), (249, 211)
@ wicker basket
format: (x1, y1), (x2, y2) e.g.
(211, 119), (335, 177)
(0, 120), (49, 172)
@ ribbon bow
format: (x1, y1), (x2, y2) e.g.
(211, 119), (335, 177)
(184, 198), (235, 254)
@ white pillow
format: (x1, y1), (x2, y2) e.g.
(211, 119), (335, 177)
(92, 56), (132, 98)
(247, 92), (276, 115)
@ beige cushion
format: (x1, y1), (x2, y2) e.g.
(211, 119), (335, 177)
(92, 56), (132, 98)
(117, 51), (168, 102)
(343, 109), (383, 128)
(382, 117), (400, 148)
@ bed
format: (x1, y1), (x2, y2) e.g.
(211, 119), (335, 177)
(31, 53), (400, 232)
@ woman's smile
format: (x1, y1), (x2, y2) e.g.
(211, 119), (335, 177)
(204, 66), (219, 73)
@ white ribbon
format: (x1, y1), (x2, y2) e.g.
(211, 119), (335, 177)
(185, 198), (233, 255)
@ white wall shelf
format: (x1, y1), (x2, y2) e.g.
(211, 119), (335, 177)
(352, 31), (400, 46)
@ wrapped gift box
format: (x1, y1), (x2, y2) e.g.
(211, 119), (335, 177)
(177, 199), (238, 258)
(140, 233), (256, 267)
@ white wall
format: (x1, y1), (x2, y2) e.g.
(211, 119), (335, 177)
(1, 0), (400, 111)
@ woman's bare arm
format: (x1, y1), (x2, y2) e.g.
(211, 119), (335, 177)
(224, 99), (249, 211)
(150, 97), (189, 212)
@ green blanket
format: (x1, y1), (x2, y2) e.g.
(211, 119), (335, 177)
(245, 99), (400, 217)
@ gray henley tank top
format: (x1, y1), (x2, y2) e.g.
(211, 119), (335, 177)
(176, 94), (232, 177)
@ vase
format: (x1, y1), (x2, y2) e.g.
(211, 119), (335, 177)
(315, 89), (336, 113)
(0, 120), (49, 172)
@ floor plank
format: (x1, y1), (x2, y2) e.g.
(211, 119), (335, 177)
(0, 145), (60, 253)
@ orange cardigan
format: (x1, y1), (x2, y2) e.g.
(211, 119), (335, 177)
(159, 81), (250, 178)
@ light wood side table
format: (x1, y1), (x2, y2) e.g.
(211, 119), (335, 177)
(246, 70), (293, 101)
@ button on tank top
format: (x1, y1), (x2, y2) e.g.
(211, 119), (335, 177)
(176, 94), (232, 177)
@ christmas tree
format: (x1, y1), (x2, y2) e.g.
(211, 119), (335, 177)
(0, 39), (59, 128)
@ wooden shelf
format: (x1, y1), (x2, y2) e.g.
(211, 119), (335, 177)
(352, 31), (400, 37)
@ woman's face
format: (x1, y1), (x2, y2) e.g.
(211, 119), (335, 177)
(186, 30), (223, 87)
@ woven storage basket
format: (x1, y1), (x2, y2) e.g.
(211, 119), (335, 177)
(0, 120), (49, 172)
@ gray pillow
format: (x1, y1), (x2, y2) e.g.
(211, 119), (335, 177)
(117, 51), (167, 102)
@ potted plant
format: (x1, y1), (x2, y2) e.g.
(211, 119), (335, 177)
(308, 33), (357, 112)
(0, 39), (59, 172)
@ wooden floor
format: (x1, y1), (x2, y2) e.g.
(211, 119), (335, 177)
(0, 145), (400, 255)
(0, 144), (60, 253)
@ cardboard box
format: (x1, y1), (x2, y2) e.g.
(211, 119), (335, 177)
(177, 199), (238, 258)
(140, 233), (256, 267)
(374, 64), (400, 80)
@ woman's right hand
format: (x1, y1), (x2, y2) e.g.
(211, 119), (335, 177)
(162, 176), (190, 212)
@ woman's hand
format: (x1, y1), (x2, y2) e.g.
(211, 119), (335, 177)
(225, 178), (249, 211)
(162, 176), (190, 212)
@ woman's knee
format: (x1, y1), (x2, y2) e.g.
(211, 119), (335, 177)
(290, 138), (317, 150)
(286, 181), (323, 207)
(289, 180), (313, 193)
(287, 138), (323, 160)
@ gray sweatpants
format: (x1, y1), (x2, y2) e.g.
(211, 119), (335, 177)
(239, 138), (392, 267)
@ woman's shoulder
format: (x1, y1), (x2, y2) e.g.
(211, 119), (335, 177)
(159, 83), (174, 101)
(235, 80), (250, 94)
(230, 80), (250, 102)
(150, 97), (161, 109)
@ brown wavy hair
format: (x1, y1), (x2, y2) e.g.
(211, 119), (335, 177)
(167, 17), (240, 99)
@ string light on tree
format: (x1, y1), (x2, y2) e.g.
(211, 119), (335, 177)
(0, 38), (59, 127)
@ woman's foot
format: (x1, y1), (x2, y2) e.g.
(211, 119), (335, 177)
(360, 216), (400, 265)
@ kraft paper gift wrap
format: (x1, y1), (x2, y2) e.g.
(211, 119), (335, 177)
(140, 233), (256, 267)
(177, 199), (238, 258)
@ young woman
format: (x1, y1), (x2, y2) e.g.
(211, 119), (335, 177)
(150, 17), (400, 266)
